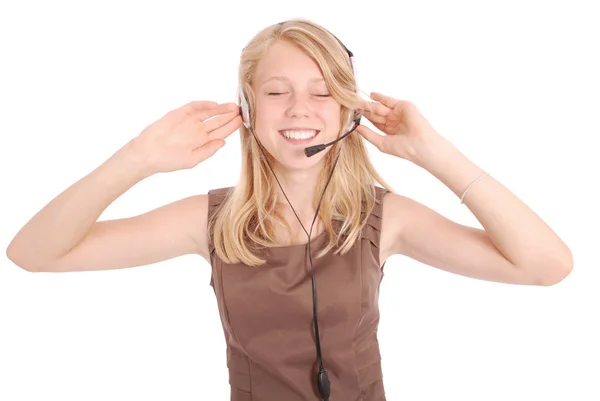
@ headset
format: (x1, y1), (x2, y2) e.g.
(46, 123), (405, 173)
(237, 23), (362, 401)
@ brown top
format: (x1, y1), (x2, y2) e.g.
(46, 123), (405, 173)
(207, 185), (390, 401)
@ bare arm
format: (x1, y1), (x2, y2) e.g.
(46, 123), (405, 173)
(6, 100), (241, 272)
(6, 142), (153, 271)
(25, 193), (210, 273)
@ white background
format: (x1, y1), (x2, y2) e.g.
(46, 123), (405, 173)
(1, 1), (598, 400)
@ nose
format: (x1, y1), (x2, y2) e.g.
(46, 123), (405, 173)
(285, 92), (313, 119)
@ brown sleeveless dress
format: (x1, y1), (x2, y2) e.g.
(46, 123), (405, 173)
(207, 185), (390, 401)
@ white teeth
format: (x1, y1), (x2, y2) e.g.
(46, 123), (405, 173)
(281, 130), (318, 140)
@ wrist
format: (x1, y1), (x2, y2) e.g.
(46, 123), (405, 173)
(408, 132), (457, 171)
(411, 136), (487, 200)
(119, 140), (156, 181)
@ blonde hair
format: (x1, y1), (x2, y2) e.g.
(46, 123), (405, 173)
(209, 18), (395, 266)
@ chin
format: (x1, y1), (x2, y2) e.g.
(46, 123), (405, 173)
(273, 148), (329, 170)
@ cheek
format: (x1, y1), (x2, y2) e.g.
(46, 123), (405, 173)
(322, 106), (343, 131)
(251, 102), (279, 145)
(253, 99), (279, 125)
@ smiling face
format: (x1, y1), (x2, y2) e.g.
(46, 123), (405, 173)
(250, 40), (343, 170)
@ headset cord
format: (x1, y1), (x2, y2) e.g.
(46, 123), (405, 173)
(248, 126), (342, 401)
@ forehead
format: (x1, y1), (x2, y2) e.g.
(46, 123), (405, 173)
(255, 40), (325, 86)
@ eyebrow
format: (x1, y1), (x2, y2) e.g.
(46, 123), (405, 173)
(261, 76), (325, 85)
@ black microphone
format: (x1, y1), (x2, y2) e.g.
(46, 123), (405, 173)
(304, 116), (361, 157)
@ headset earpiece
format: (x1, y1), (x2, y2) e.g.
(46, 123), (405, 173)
(238, 87), (251, 129)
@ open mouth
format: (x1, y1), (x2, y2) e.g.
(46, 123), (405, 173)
(278, 129), (321, 144)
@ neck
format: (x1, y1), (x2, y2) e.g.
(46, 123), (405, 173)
(271, 161), (325, 229)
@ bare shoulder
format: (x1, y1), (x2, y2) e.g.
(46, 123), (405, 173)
(195, 186), (233, 263)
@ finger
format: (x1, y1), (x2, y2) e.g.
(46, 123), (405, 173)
(174, 101), (236, 121)
(184, 100), (220, 112)
(168, 101), (226, 122)
(190, 139), (225, 165)
(195, 102), (239, 121)
(197, 109), (239, 133)
(185, 100), (239, 113)
(370, 92), (399, 109)
(206, 114), (243, 141)
(356, 124), (383, 150)
(362, 108), (386, 124)
(174, 101), (218, 119)
(363, 101), (391, 117)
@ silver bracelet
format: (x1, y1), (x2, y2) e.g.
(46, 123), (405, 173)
(460, 171), (490, 204)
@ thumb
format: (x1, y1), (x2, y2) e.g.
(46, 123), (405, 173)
(356, 125), (383, 150)
(192, 139), (225, 164)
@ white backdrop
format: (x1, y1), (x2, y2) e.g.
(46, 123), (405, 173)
(1, 1), (598, 400)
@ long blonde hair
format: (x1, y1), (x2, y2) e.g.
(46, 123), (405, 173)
(209, 19), (395, 266)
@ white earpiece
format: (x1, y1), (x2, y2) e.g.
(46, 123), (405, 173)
(237, 87), (251, 129)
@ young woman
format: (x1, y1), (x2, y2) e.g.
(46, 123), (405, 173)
(7, 19), (573, 401)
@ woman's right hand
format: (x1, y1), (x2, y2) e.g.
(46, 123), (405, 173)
(128, 100), (242, 174)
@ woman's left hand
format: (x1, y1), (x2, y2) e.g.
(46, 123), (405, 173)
(356, 92), (446, 164)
